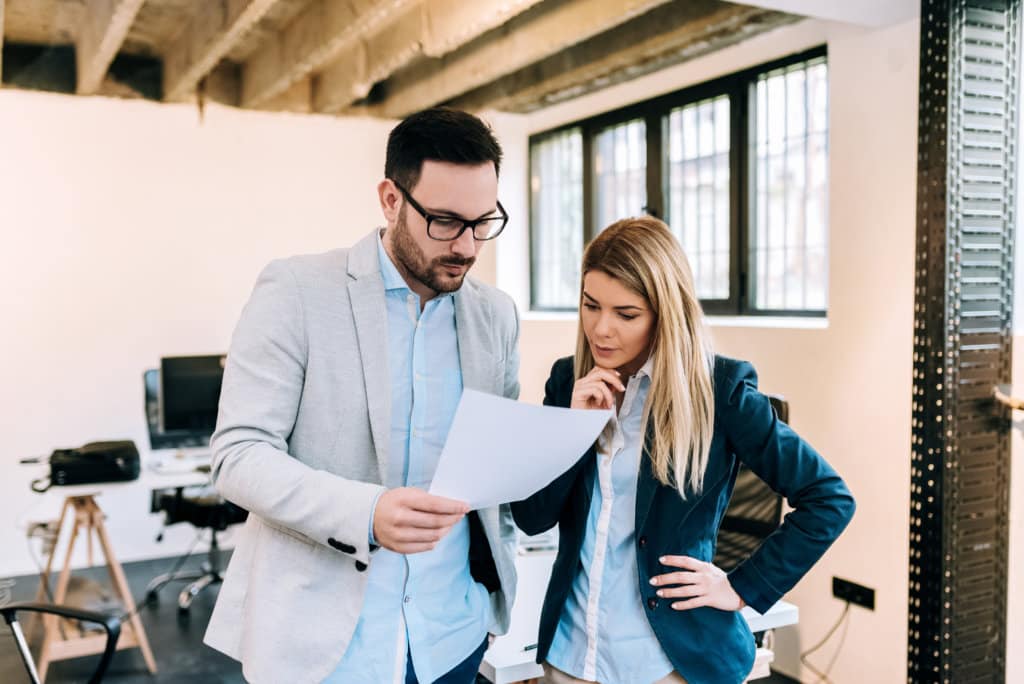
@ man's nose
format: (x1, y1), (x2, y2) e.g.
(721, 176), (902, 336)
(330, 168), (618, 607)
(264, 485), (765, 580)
(450, 228), (478, 258)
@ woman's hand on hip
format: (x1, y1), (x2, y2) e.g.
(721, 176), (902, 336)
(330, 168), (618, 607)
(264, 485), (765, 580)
(570, 367), (625, 410)
(649, 555), (746, 611)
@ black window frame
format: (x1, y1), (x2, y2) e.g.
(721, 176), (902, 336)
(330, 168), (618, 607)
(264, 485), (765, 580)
(528, 45), (828, 316)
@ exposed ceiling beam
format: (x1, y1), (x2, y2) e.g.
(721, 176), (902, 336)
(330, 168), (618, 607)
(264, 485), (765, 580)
(451, 2), (797, 113)
(314, 0), (545, 115)
(362, 0), (676, 119)
(240, 0), (413, 109)
(163, 0), (282, 103)
(75, 0), (146, 95)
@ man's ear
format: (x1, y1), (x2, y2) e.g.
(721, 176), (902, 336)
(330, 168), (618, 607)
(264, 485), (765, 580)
(378, 179), (401, 223)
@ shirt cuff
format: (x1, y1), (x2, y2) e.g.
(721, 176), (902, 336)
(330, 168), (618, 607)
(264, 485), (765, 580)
(368, 488), (386, 547)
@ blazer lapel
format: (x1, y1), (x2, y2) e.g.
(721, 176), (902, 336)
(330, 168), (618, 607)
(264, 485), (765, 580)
(635, 428), (659, 534)
(453, 281), (496, 395)
(635, 426), (709, 534)
(347, 230), (391, 484)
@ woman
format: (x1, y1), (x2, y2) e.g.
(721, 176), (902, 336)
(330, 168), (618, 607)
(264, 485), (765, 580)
(512, 217), (855, 684)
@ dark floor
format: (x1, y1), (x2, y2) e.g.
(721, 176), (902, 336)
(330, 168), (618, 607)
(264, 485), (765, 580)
(1, 552), (799, 683)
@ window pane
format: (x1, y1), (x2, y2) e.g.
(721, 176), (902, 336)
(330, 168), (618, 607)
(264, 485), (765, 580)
(665, 95), (731, 300)
(750, 57), (829, 311)
(594, 119), (647, 231)
(530, 129), (584, 309)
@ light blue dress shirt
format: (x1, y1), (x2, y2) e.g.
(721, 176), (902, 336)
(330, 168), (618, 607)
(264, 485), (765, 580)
(325, 234), (491, 683)
(547, 358), (676, 684)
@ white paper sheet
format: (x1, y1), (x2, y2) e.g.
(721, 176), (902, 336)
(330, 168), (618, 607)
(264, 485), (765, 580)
(428, 389), (613, 509)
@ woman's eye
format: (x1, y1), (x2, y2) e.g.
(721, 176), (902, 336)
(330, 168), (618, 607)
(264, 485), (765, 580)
(619, 314), (636, 321)
(583, 303), (599, 311)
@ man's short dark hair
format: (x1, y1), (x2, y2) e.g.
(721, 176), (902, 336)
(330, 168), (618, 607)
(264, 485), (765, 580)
(385, 107), (503, 191)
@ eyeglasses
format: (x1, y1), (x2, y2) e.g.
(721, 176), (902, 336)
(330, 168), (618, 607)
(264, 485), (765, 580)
(391, 179), (508, 241)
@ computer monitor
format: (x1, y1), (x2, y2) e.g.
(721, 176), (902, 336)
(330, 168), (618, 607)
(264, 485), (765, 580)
(143, 355), (226, 450)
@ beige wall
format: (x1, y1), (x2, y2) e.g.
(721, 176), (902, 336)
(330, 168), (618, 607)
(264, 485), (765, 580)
(0, 90), (396, 576)
(493, 17), (920, 682)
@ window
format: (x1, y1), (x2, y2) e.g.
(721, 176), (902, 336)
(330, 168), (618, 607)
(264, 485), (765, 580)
(530, 128), (584, 309)
(529, 47), (828, 315)
(594, 119), (647, 231)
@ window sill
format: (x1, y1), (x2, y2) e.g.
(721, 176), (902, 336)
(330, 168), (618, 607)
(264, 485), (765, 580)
(522, 310), (578, 322)
(707, 315), (829, 329)
(523, 310), (829, 329)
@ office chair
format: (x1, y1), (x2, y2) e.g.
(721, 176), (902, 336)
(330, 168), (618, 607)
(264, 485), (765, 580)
(145, 489), (247, 612)
(142, 368), (248, 613)
(2, 601), (121, 684)
(713, 395), (788, 572)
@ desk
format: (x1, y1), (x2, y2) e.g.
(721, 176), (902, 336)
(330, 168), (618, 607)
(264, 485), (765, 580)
(28, 459), (210, 681)
(481, 551), (799, 684)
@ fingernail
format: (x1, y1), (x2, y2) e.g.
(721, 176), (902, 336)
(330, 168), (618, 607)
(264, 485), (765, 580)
(656, 590), (664, 597)
(649, 577), (657, 585)
(660, 556), (667, 562)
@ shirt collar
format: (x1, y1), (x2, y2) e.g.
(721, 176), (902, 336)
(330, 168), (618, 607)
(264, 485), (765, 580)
(630, 355), (654, 382)
(376, 229), (412, 293)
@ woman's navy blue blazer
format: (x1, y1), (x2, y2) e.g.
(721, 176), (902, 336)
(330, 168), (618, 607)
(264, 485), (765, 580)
(511, 355), (855, 684)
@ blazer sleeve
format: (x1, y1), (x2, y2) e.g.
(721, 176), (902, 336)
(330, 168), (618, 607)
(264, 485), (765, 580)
(720, 360), (856, 614)
(210, 259), (385, 565)
(510, 357), (590, 536)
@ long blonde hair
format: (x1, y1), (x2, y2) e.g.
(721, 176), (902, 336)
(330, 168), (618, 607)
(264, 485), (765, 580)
(574, 216), (715, 498)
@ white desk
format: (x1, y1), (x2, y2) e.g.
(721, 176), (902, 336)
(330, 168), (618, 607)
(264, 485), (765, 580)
(481, 551), (798, 684)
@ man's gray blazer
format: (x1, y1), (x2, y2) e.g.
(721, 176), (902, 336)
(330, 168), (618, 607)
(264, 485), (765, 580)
(203, 228), (521, 684)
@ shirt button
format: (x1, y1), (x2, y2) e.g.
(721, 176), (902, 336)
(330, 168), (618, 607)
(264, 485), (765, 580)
(404, 596), (412, 604)
(638, 536), (648, 548)
(647, 597), (658, 610)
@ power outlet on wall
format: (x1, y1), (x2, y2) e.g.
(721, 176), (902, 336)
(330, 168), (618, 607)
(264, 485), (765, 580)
(832, 576), (875, 610)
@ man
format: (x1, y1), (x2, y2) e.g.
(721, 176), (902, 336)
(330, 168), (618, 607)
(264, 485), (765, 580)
(204, 108), (521, 684)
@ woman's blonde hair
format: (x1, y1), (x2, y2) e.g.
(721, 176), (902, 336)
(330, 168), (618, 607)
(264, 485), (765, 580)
(574, 216), (715, 497)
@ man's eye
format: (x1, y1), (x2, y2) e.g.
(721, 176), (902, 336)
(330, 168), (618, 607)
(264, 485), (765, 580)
(432, 217), (463, 229)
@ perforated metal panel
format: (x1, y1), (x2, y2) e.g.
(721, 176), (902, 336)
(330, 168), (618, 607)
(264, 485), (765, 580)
(910, 1), (1019, 682)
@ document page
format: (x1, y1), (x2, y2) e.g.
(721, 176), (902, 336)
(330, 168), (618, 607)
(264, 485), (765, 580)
(429, 389), (613, 509)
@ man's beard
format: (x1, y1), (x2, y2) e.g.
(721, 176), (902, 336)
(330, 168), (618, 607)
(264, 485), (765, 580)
(390, 209), (475, 294)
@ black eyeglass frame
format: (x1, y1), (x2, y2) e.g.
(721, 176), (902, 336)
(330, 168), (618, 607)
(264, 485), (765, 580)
(390, 179), (509, 241)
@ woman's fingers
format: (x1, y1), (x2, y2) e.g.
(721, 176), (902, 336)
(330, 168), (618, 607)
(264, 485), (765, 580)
(650, 570), (701, 587)
(658, 555), (706, 571)
(656, 583), (704, 599)
(587, 367), (626, 392)
(573, 379), (616, 410)
(671, 596), (710, 611)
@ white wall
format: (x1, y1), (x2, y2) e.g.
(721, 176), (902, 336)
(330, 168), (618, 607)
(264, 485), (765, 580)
(0, 90), (396, 577)
(493, 17), (920, 683)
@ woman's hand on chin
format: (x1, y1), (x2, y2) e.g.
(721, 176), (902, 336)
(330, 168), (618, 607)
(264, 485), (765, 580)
(570, 366), (625, 410)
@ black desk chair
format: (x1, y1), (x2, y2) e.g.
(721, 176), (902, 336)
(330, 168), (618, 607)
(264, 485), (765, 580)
(2, 602), (120, 684)
(145, 489), (247, 612)
(714, 395), (788, 572)
(142, 368), (248, 613)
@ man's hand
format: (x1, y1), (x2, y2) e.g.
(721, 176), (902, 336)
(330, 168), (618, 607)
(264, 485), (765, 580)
(372, 488), (469, 554)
